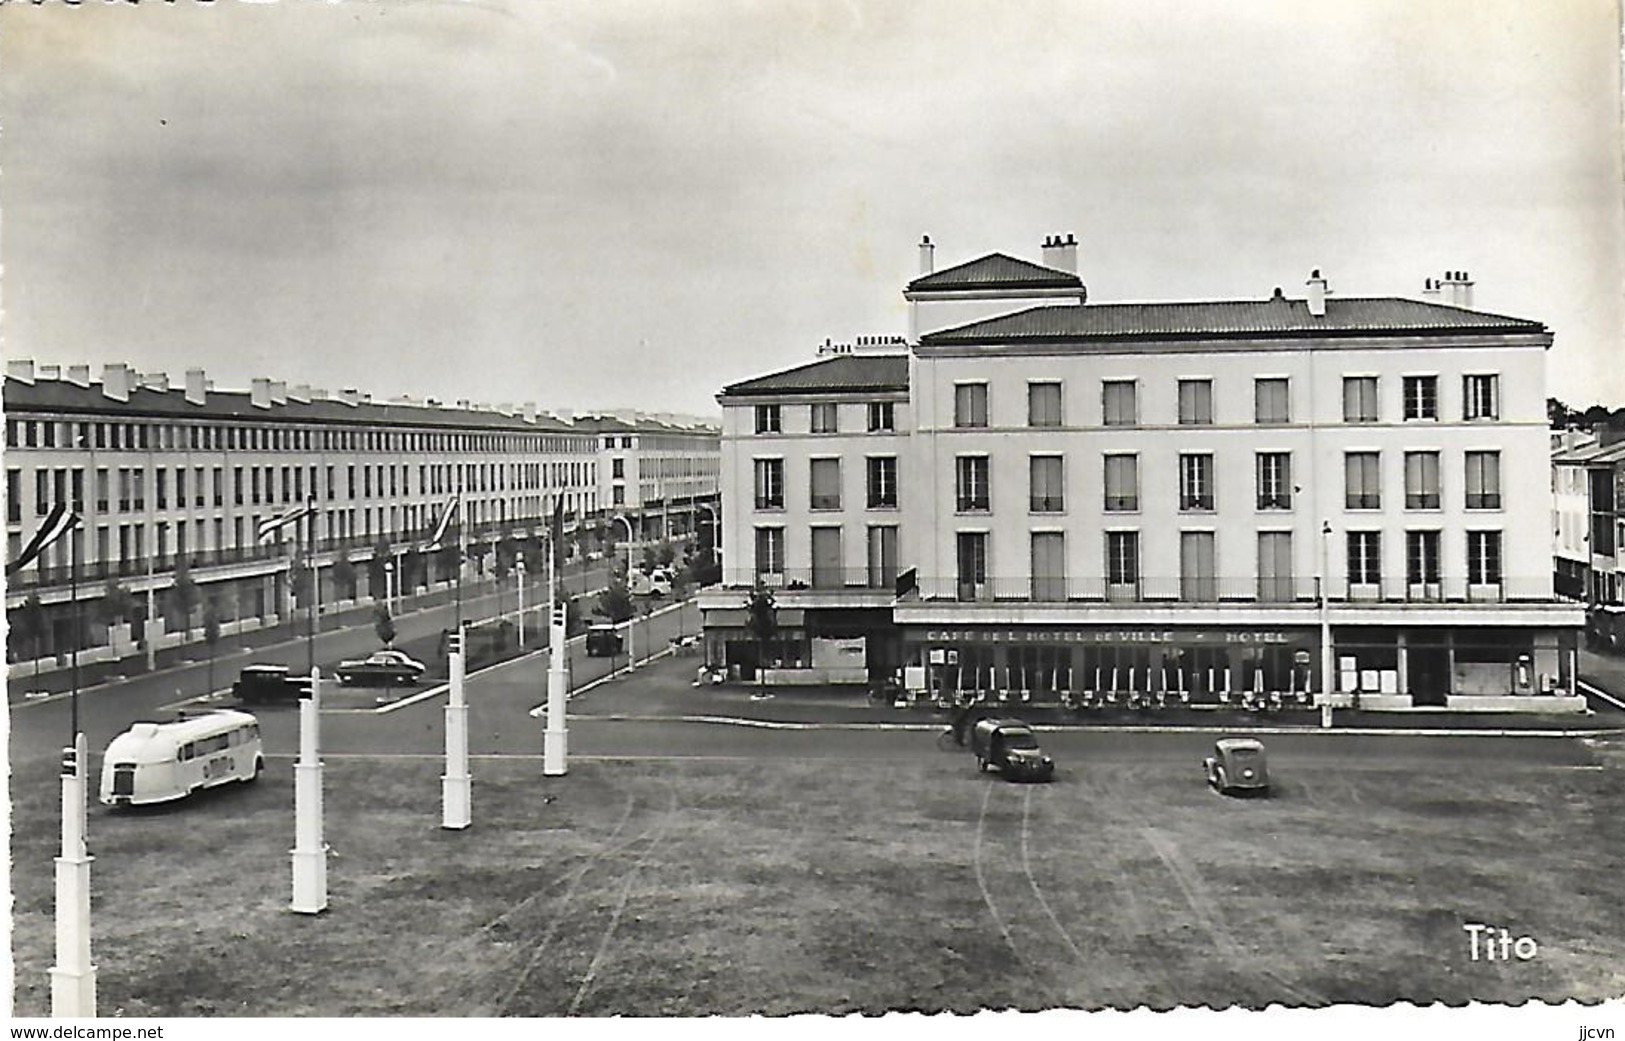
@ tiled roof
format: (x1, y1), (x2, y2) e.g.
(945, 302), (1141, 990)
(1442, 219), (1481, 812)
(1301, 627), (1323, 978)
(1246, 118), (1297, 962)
(2, 378), (582, 432)
(920, 296), (1547, 345)
(719, 355), (909, 398)
(906, 253), (1083, 293)
(571, 414), (720, 435)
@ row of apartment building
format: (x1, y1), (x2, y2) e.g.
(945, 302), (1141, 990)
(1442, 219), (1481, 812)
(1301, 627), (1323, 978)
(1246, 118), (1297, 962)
(699, 236), (1585, 710)
(1551, 428), (1625, 648)
(3, 363), (718, 673)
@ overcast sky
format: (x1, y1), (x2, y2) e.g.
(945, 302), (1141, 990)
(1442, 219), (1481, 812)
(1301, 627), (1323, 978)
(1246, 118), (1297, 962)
(2, 0), (1621, 415)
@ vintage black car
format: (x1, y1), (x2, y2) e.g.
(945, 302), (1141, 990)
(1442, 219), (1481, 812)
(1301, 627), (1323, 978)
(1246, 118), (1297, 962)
(969, 718), (1055, 782)
(585, 624), (624, 657)
(1203, 737), (1271, 795)
(334, 649), (427, 687)
(231, 664), (308, 705)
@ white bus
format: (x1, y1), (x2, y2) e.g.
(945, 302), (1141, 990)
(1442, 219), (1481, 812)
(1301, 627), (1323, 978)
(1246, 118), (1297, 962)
(100, 710), (265, 807)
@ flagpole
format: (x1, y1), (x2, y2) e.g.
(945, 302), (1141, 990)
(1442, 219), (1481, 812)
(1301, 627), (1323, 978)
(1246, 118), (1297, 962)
(70, 526), (79, 741)
(306, 500), (316, 676)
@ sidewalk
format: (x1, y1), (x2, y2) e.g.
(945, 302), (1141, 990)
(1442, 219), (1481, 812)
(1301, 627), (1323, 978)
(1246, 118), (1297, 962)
(575, 661), (1625, 734)
(7, 563), (603, 698)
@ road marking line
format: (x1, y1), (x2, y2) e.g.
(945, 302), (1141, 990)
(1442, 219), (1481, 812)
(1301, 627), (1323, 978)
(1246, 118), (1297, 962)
(1579, 679), (1625, 712)
(558, 714), (1625, 738)
(157, 689), (232, 712)
(382, 599), (694, 716)
(6, 578), (610, 710)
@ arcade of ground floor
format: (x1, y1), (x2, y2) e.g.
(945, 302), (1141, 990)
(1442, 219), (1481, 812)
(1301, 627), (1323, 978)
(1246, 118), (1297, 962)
(701, 604), (1582, 709)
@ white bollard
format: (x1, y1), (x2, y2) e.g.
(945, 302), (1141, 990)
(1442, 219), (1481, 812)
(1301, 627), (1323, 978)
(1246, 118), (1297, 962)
(443, 630), (472, 829)
(291, 668), (328, 914)
(49, 733), (96, 1018)
(1320, 701), (1334, 729)
(543, 602), (569, 776)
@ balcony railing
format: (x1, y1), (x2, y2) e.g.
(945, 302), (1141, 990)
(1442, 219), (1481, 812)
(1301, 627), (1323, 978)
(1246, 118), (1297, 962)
(4, 511), (590, 592)
(717, 569), (1560, 605)
(737, 567), (898, 592)
(911, 574), (1553, 605)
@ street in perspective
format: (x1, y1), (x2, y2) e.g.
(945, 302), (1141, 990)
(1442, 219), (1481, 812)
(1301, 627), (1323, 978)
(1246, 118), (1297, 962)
(5, 2), (1625, 1038)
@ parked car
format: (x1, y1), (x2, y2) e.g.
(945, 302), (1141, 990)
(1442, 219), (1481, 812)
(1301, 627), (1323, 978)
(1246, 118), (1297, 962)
(585, 623), (623, 657)
(335, 649), (427, 687)
(232, 664), (309, 705)
(969, 717), (1055, 782)
(1203, 737), (1271, 796)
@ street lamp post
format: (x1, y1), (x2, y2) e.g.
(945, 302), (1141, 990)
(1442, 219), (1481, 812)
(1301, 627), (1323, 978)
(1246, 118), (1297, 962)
(614, 514), (635, 671)
(1319, 519), (1335, 722)
(516, 557), (527, 646)
(384, 561), (396, 616)
(144, 442), (157, 673)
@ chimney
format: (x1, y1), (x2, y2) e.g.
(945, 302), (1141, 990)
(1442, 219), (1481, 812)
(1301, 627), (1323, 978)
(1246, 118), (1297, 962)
(918, 234), (935, 276)
(39, 364), (61, 381)
(309, 387), (329, 401)
(251, 377), (272, 409)
(1041, 234), (1063, 269)
(1456, 270), (1474, 310)
(338, 388), (361, 406)
(1421, 277), (1442, 302)
(270, 380), (288, 405)
(66, 365), (91, 388)
(289, 384), (310, 403)
(185, 368), (207, 405)
(1305, 269), (1328, 317)
(1042, 233), (1078, 273)
(6, 359), (34, 384)
(101, 363), (131, 402)
(455, 399), (471, 411)
(522, 402), (537, 423)
(139, 371), (169, 392)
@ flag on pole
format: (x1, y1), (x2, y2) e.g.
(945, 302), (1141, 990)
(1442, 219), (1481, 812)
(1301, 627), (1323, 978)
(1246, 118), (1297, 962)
(425, 495), (461, 552)
(255, 503), (315, 545)
(5, 502), (80, 576)
(549, 497), (565, 574)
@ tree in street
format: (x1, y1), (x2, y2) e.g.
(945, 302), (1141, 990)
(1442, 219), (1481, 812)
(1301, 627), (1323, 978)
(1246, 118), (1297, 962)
(202, 597), (222, 695)
(688, 547), (721, 587)
(745, 582), (778, 700)
(374, 603), (396, 648)
(333, 548), (358, 601)
(368, 539), (392, 601)
(596, 580), (634, 624)
(170, 559), (200, 639)
(97, 579), (137, 631)
(12, 593), (47, 681)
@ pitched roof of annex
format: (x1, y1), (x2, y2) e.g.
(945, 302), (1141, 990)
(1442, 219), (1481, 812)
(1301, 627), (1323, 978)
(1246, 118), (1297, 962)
(919, 295), (1547, 346)
(905, 252), (1083, 294)
(718, 354), (910, 398)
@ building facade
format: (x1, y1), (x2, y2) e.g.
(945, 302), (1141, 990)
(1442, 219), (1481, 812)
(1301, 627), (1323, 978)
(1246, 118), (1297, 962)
(708, 346), (911, 682)
(3, 361), (716, 676)
(1551, 430), (1625, 647)
(703, 238), (1584, 708)
(577, 412), (721, 550)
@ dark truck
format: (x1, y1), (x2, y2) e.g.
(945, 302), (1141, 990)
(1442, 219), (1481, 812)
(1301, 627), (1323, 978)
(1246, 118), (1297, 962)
(231, 664), (310, 705)
(969, 718), (1055, 782)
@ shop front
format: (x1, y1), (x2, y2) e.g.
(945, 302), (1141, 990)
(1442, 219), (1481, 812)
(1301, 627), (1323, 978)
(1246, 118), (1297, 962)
(701, 606), (900, 685)
(900, 625), (1321, 705)
(1329, 624), (1579, 708)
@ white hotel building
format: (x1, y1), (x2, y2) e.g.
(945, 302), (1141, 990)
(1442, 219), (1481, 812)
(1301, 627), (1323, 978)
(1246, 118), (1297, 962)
(703, 237), (1584, 709)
